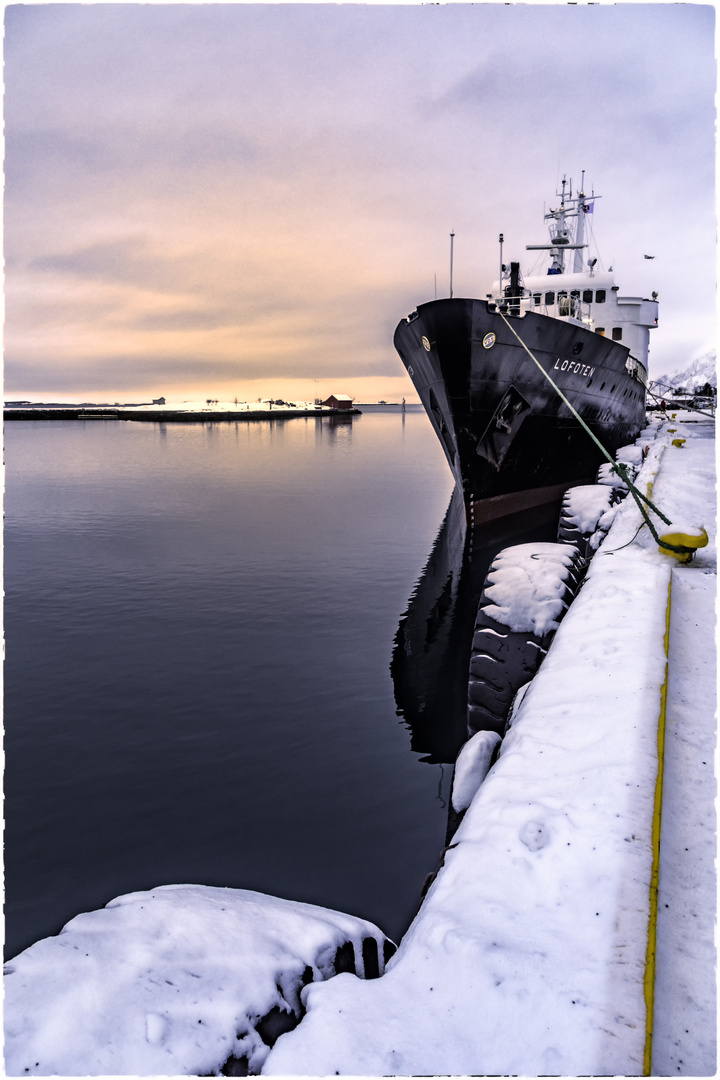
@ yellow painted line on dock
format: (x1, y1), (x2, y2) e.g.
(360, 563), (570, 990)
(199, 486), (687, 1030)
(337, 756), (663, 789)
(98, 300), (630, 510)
(643, 573), (672, 1075)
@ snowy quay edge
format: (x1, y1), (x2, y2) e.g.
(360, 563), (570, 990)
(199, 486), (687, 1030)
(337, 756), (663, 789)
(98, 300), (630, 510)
(4, 414), (715, 1077)
(259, 412), (716, 1078)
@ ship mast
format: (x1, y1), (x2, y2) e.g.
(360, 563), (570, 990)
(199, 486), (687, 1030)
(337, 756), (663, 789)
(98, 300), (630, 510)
(526, 171), (598, 275)
(573, 170), (587, 274)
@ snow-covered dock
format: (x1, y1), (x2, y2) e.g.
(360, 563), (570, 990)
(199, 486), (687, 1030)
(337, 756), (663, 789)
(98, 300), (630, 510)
(4, 889), (395, 1076)
(260, 414), (716, 1078)
(4, 415), (715, 1077)
(260, 414), (716, 1080)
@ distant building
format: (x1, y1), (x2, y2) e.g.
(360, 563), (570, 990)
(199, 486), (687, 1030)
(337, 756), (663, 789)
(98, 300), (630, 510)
(152, 397), (166, 405)
(321, 394), (354, 410)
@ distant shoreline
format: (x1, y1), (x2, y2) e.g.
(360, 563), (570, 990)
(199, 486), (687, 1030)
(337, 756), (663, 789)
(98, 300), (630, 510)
(4, 404), (363, 422)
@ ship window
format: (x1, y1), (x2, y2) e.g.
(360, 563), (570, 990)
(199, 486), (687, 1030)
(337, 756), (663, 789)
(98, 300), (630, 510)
(570, 290), (580, 299)
(533, 293), (541, 306)
(583, 289), (593, 303)
(612, 327), (623, 341)
(595, 327), (605, 336)
(595, 290), (606, 303)
(545, 292), (555, 305)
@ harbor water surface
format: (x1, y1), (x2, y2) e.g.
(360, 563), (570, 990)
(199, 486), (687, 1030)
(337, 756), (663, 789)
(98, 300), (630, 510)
(5, 405), (558, 960)
(6, 406), (467, 958)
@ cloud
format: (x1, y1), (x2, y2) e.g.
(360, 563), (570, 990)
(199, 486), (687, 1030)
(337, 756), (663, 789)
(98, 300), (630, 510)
(4, 3), (715, 397)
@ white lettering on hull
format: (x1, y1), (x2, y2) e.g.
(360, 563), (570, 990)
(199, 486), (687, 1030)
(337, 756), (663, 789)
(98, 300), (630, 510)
(553, 359), (596, 379)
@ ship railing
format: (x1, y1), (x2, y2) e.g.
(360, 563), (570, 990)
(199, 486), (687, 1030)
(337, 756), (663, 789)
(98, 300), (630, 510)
(486, 293), (527, 316)
(626, 356), (648, 387)
(487, 291), (593, 322)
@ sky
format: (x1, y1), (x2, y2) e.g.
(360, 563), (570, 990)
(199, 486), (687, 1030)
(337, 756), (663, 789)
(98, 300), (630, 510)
(4, 2), (716, 404)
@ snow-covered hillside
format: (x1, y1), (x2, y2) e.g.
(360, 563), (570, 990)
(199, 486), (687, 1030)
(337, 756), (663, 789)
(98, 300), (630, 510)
(654, 350), (716, 391)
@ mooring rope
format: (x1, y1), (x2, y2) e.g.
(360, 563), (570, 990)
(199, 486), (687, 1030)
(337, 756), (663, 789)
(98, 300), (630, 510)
(495, 311), (696, 557)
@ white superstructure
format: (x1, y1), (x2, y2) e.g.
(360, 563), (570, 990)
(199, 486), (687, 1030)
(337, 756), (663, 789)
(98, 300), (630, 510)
(491, 174), (659, 384)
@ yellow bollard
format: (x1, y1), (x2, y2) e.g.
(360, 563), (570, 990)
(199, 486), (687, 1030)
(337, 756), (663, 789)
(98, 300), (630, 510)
(659, 526), (709, 563)
(672, 438), (686, 448)
(667, 428), (677, 433)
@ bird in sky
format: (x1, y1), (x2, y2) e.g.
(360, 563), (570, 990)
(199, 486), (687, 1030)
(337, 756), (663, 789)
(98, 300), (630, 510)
(644, 254), (656, 259)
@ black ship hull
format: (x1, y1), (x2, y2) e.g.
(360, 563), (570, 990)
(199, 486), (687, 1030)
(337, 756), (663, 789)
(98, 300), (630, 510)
(394, 298), (646, 526)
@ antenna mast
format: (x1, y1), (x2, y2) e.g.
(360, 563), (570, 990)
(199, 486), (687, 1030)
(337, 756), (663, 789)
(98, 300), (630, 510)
(450, 230), (455, 298)
(499, 233), (504, 298)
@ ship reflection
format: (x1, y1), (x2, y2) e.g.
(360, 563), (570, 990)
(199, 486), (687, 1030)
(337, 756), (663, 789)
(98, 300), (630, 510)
(391, 486), (561, 765)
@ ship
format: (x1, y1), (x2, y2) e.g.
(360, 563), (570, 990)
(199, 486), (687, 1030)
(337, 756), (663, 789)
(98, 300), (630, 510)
(394, 175), (658, 529)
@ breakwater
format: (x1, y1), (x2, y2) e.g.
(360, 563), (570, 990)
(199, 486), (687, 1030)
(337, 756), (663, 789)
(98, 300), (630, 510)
(4, 406), (361, 422)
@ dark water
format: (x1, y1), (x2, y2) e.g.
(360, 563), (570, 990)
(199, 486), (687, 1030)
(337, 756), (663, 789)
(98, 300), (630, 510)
(6, 407), (470, 958)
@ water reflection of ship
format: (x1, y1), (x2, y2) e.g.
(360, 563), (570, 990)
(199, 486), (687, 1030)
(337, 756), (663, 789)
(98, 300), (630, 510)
(391, 487), (561, 765)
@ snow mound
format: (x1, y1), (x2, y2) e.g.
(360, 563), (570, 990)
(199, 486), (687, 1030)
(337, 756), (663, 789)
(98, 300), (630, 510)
(596, 462), (628, 490)
(3, 885), (392, 1077)
(482, 542), (579, 636)
(451, 730), (502, 812)
(615, 443), (644, 467)
(560, 485), (615, 534)
(665, 520), (709, 540)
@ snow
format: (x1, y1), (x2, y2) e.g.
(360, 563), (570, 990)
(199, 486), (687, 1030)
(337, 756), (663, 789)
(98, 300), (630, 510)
(262, 416), (715, 1077)
(560, 483), (614, 533)
(615, 442), (644, 466)
(4, 417), (714, 1077)
(642, 417), (717, 1075)
(652, 569), (717, 1075)
(597, 460), (629, 489)
(3, 885), (391, 1076)
(481, 542), (580, 636)
(451, 730), (502, 813)
(655, 350), (717, 391)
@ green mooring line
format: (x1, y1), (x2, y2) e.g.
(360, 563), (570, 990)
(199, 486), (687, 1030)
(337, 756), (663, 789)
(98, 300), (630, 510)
(495, 310), (694, 556)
